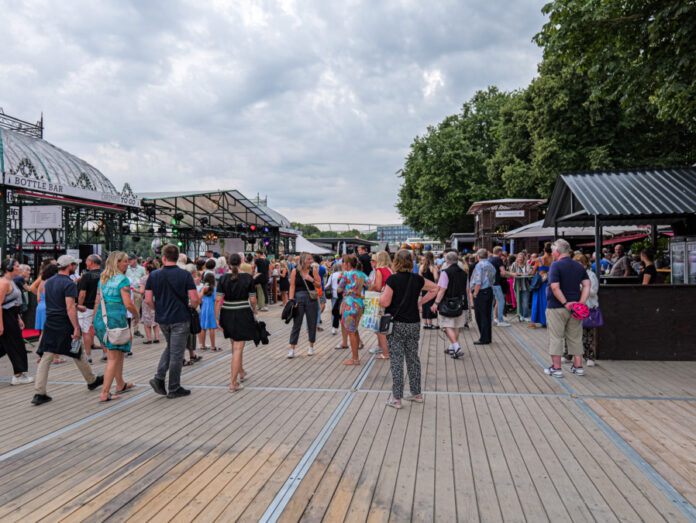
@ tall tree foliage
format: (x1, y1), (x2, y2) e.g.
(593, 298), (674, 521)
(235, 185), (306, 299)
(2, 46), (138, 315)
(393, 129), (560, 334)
(396, 87), (509, 240)
(535, 0), (696, 131)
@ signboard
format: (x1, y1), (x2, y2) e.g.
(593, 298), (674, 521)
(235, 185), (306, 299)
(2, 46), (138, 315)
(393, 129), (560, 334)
(3, 173), (140, 208)
(495, 210), (525, 218)
(22, 205), (63, 229)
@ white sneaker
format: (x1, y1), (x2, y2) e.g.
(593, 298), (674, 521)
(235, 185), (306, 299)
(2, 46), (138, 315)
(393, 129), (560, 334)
(287, 349), (295, 359)
(493, 318), (498, 326)
(307, 347), (314, 356)
(544, 366), (563, 378)
(497, 321), (511, 327)
(586, 359), (596, 367)
(11, 373), (34, 385)
(332, 328), (337, 335)
(261, 307), (269, 311)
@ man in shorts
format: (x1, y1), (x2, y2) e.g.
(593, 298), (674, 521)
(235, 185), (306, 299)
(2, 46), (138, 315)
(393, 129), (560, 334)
(77, 254), (102, 363)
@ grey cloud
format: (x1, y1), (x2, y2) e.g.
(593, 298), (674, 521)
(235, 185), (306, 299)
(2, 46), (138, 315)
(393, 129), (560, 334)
(1, 0), (546, 223)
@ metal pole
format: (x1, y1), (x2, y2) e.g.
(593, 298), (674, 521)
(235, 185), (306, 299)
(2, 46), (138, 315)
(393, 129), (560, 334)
(0, 185), (6, 260)
(594, 215), (601, 279)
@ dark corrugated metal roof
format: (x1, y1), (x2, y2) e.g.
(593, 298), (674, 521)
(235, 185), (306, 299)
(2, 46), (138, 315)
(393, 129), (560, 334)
(544, 167), (696, 227)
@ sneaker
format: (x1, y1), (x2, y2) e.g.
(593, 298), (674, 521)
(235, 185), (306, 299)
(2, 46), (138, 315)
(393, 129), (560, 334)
(31, 393), (52, 405)
(287, 349), (295, 359)
(369, 347), (381, 354)
(149, 377), (167, 395)
(497, 321), (511, 327)
(11, 373), (34, 385)
(331, 328), (337, 335)
(88, 375), (104, 390)
(570, 366), (585, 376)
(386, 397), (402, 409)
(167, 386), (191, 399)
(544, 366), (563, 378)
(261, 307), (269, 311)
(307, 347), (314, 356)
(443, 346), (453, 355)
(451, 348), (464, 359)
(403, 393), (424, 403)
(586, 359), (596, 367)
(493, 318), (499, 326)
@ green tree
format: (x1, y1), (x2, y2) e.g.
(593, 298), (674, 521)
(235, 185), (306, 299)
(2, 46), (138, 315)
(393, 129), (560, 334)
(290, 222), (320, 237)
(396, 87), (510, 240)
(535, 0), (696, 131)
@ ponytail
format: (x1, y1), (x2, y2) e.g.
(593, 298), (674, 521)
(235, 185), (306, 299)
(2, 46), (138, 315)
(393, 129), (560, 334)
(228, 253), (241, 280)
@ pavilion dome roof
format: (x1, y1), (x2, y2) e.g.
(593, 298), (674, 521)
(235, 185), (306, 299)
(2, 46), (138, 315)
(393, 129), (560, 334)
(0, 127), (120, 196)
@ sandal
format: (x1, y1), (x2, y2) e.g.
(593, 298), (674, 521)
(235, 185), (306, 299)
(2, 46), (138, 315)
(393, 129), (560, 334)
(153, 339), (160, 344)
(343, 359), (360, 365)
(229, 383), (244, 392)
(239, 372), (247, 382)
(358, 344), (364, 350)
(374, 354), (390, 359)
(191, 355), (203, 363)
(116, 383), (136, 393)
(211, 347), (223, 352)
(182, 360), (194, 366)
(99, 393), (121, 403)
(334, 345), (348, 350)
(200, 346), (209, 351)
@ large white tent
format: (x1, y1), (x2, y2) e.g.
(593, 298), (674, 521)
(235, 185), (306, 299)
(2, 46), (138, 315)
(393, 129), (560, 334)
(295, 235), (332, 254)
(505, 220), (648, 239)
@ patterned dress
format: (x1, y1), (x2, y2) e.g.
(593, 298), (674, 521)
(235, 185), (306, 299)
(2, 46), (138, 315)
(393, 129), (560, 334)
(93, 274), (131, 353)
(140, 275), (157, 328)
(338, 270), (367, 332)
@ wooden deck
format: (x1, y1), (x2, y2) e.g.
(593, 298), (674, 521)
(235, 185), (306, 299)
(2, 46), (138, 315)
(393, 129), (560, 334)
(1, 306), (695, 522)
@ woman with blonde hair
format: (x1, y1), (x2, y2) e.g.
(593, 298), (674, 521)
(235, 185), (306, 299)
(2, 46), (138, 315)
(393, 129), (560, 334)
(368, 251), (393, 359)
(215, 256), (228, 277)
(93, 251), (139, 402)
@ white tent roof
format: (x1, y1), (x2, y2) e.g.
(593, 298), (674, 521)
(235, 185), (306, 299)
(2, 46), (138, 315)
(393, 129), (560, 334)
(505, 220), (648, 239)
(295, 235), (332, 254)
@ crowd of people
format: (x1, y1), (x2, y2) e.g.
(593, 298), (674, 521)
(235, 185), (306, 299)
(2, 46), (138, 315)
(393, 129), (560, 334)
(0, 237), (654, 409)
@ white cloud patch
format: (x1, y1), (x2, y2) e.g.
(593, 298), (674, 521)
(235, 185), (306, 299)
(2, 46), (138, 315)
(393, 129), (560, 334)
(0, 0), (547, 223)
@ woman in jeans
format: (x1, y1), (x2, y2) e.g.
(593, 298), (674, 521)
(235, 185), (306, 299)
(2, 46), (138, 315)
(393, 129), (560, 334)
(380, 249), (438, 409)
(510, 252), (531, 322)
(287, 252), (321, 359)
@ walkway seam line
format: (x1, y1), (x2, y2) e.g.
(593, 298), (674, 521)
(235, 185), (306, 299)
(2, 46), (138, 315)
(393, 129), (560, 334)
(507, 328), (696, 522)
(259, 357), (377, 522)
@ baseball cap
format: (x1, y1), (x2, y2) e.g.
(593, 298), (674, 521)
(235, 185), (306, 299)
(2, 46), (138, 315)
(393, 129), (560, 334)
(57, 254), (81, 268)
(128, 252), (137, 260)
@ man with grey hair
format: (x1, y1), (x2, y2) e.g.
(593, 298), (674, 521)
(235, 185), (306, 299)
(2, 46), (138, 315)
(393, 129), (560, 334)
(544, 238), (591, 377)
(432, 251), (469, 357)
(77, 254), (102, 362)
(469, 249), (496, 345)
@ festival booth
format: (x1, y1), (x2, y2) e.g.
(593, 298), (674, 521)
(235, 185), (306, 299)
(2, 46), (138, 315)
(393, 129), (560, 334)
(544, 167), (696, 360)
(467, 199), (546, 252)
(0, 112), (140, 275)
(135, 191), (297, 257)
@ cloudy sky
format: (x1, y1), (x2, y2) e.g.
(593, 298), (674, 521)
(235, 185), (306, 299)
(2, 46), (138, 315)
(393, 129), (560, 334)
(1, 0), (546, 225)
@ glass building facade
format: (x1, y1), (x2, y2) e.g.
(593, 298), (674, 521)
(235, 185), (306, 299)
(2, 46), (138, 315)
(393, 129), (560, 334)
(377, 224), (419, 244)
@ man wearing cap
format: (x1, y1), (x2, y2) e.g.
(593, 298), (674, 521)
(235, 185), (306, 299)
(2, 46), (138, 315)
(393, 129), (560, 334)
(544, 239), (591, 378)
(126, 253), (146, 337)
(32, 255), (103, 405)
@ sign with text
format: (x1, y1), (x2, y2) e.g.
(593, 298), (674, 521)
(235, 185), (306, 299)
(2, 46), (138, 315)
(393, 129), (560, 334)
(22, 205), (63, 229)
(3, 173), (140, 208)
(495, 210), (525, 218)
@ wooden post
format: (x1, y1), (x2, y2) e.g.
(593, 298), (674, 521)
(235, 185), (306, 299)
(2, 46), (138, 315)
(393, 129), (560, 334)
(650, 223), (658, 247)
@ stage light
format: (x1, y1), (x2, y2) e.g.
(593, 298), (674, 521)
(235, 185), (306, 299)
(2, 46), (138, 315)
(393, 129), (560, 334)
(177, 241), (183, 247)
(264, 241), (269, 246)
(250, 225), (256, 231)
(264, 227), (268, 233)
(199, 217), (209, 226)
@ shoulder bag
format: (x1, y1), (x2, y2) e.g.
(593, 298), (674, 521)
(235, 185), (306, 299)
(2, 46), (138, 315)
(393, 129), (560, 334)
(99, 282), (131, 345)
(379, 273), (413, 335)
(301, 270), (319, 300)
(582, 307), (604, 328)
(438, 268), (465, 318)
(161, 270), (202, 334)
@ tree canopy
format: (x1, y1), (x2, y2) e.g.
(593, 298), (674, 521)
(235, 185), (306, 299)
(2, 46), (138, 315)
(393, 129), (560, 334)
(396, 1), (696, 241)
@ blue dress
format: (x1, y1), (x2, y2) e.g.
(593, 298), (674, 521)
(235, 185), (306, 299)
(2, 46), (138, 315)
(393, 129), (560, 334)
(93, 274), (132, 352)
(34, 291), (46, 330)
(531, 265), (549, 326)
(200, 289), (217, 329)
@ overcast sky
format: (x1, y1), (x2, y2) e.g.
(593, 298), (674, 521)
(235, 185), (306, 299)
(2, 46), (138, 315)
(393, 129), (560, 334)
(1, 0), (546, 225)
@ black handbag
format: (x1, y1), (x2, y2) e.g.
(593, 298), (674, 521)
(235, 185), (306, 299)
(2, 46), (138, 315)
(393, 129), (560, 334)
(380, 273), (414, 335)
(438, 296), (464, 317)
(161, 270), (202, 334)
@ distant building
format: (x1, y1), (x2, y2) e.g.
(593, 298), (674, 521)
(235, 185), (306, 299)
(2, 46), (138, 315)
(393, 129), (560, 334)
(377, 224), (419, 244)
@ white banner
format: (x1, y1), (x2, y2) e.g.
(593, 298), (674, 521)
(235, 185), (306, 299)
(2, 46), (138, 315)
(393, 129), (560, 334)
(22, 205), (63, 229)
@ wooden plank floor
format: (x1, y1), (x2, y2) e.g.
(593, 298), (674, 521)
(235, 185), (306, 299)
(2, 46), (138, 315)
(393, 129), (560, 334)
(1, 305), (694, 522)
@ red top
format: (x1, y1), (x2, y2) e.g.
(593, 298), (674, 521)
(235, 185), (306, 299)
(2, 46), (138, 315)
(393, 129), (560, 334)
(376, 267), (393, 291)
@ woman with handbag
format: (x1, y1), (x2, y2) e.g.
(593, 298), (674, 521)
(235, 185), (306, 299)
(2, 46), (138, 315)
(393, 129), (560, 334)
(368, 251), (393, 359)
(380, 249), (439, 409)
(93, 251), (138, 402)
(287, 252), (321, 359)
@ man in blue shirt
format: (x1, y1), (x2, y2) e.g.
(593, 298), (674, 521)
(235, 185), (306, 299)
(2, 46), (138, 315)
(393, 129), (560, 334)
(544, 239), (590, 378)
(470, 249), (496, 345)
(145, 244), (199, 399)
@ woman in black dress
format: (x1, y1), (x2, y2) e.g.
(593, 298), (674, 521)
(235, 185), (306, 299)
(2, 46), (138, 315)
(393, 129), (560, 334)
(278, 260), (290, 306)
(419, 251), (439, 329)
(215, 253), (258, 392)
